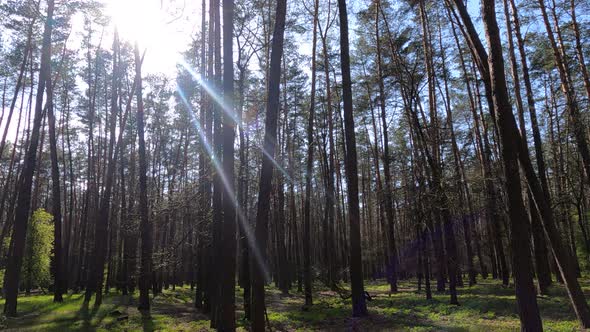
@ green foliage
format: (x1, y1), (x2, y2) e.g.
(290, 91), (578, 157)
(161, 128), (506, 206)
(22, 209), (54, 291)
(1, 278), (586, 331)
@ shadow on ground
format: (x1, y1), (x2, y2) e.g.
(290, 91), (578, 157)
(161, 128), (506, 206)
(0, 278), (584, 331)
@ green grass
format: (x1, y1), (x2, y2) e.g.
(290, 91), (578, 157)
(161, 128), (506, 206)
(0, 278), (586, 331)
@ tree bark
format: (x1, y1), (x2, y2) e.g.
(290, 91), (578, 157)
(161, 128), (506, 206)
(3, 0), (55, 317)
(449, 0), (590, 326)
(135, 43), (152, 312)
(218, 0), (237, 328)
(303, 0), (319, 309)
(468, 0), (542, 328)
(47, 39), (63, 303)
(375, 0), (398, 293)
(337, 0), (368, 317)
(251, 0), (287, 330)
(507, 0), (552, 293)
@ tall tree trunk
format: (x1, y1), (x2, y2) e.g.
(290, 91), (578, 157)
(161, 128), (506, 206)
(218, 0), (236, 329)
(438, 19), (475, 286)
(454, 0), (543, 328)
(3, 0), (54, 317)
(92, 31), (121, 308)
(507, 0), (552, 293)
(237, 56), (251, 320)
(319, 5), (337, 289)
(449, 0), (590, 326)
(303, 0), (319, 309)
(202, 0), (215, 314)
(506, 0), (550, 291)
(195, 0), (208, 311)
(210, 0), (222, 324)
(418, 0), (459, 303)
(337, 0), (368, 317)
(375, 0), (398, 293)
(135, 43), (152, 312)
(47, 40), (63, 303)
(82, 25), (102, 300)
(251, 0), (287, 330)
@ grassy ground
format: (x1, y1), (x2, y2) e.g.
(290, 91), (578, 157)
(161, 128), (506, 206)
(0, 278), (586, 331)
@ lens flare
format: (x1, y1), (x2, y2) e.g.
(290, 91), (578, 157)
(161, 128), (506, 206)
(178, 60), (293, 184)
(176, 85), (270, 280)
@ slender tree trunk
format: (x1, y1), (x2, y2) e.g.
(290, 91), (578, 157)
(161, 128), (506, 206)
(375, 1), (398, 293)
(507, 0), (552, 293)
(337, 0), (368, 317)
(418, 0), (459, 303)
(453, 0), (542, 328)
(218, 0), (237, 328)
(251, 0), (287, 330)
(438, 22), (475, 286)
(210, 0), (222, 324)
(135, 43), (152, 312)
(92, 31), (121, 308)
(47, 43), (63, 303)
(195, 0), (208, 311)
(3, 0), (54, 317)
(303, 0), (319, 309)
(237, 67), (251, 319)
(82, 26), (103, 300)
(450, 0), (590, 326)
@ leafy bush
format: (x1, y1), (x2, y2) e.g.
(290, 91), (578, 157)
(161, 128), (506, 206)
(21, 209), (54, 291)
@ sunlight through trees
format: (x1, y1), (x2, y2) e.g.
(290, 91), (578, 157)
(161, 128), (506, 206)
(1, 0), (590, 331)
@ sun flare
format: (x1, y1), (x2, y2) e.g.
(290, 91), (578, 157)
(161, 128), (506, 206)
(105, 0), (185, 73)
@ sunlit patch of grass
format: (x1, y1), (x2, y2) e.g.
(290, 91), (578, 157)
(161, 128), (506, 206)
(267, 310), (289, 323)
(0, 278), (586, 331)
(0, 292), (125, 331)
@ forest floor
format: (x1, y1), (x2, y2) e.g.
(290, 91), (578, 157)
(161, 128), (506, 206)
(0, 277), (586, 331)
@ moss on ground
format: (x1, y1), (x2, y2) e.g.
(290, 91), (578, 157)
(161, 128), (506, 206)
(0, 278), (586, 331)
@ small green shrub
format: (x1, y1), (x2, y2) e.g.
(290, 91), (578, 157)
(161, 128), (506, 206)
(22, 209), (54, 291)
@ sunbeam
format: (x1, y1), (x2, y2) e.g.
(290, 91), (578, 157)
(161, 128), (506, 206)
(178, 60), (293, 184)
(176, 85), (271, 281)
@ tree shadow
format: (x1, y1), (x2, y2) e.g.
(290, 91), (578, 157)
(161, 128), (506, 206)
(77, 300), (99, 330)
(140, 309), (155, 332)
(74, 297), (118, 331)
